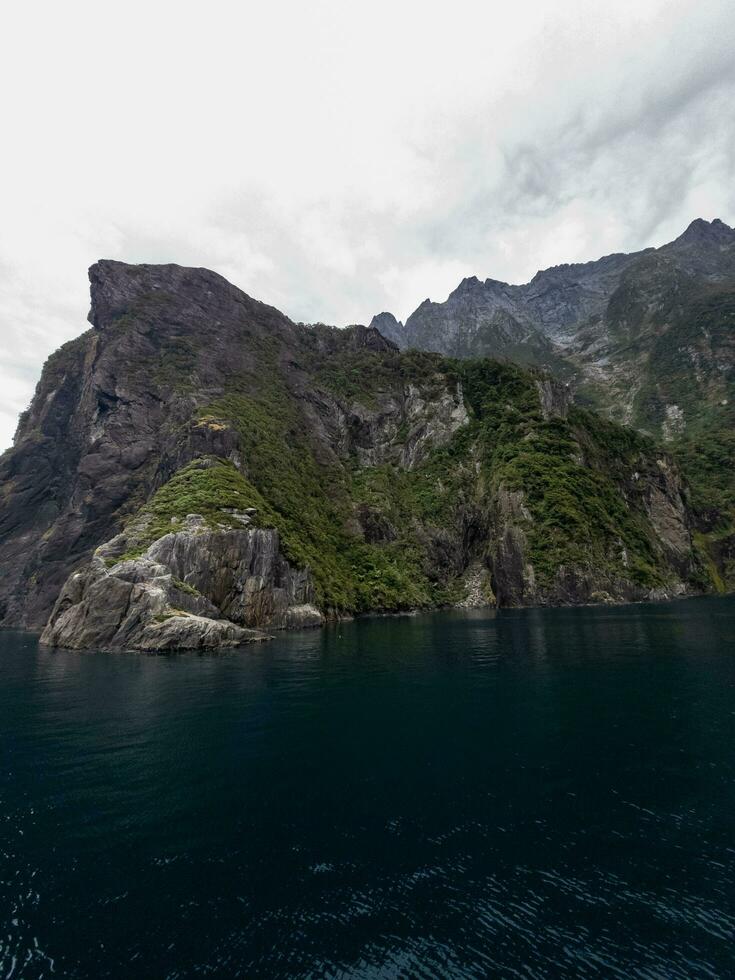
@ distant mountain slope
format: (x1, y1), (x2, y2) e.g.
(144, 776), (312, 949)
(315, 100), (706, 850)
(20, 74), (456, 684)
(373, 218), (734, 426)
(372, 218), (735, 588)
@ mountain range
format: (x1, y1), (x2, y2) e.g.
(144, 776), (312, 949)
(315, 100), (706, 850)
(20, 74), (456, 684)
(373, 218), (734, 433)
(372, 218), (734, 569)
(0, 219), (732, 650)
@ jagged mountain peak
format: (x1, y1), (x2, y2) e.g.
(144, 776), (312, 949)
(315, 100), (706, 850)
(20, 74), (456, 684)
(527, 248), (646, 287)
(451, 275), (484, 296)
(367, 312), (404, 347)
(674, 217), (734, 246)
(381, 215), (735, 364)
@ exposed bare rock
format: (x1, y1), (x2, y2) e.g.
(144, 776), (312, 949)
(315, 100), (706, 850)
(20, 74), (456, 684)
(456, 562), (495, 608)
(40, 511), (323, 650)
(489, 489), (536, 606)
(137, 616), (268, 651)
(536, 379), (570, 420)
(146, 525), (318, 629)
(368, 312), (405, 347)
(643, 458), (693, 569)
(343, 380), (469, 470)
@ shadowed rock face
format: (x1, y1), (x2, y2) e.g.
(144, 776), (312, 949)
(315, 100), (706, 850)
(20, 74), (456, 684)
(0, 262), (391, 633)
(145, 524), (321, 629)
(0, 262), (300, 628)
(0, 257), (712, 650)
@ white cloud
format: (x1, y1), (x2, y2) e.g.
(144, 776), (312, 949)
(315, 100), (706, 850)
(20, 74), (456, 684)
(0, 0), (734, 449)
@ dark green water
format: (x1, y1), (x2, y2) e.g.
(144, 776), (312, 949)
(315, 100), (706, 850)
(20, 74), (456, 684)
(1, 597), (734, 978)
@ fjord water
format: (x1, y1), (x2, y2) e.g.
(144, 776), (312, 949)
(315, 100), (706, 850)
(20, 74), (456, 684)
(2, 599), (734, 979)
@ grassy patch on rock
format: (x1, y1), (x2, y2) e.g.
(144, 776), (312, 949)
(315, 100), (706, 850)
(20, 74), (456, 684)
(112, 457), (278, 562)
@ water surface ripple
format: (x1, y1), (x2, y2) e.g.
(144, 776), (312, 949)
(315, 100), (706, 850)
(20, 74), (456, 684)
(1, 597), (734, 977)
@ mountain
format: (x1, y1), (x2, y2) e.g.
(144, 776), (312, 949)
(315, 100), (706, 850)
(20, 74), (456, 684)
(373, 218), (735, 589)
(0, 261), (709, 649)
(375, 219), (735, 427)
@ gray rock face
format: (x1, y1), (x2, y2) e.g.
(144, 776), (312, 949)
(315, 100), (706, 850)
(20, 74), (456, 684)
(489, 489), (535, 606)
(145, 524), (320, 629)
(642, 458), (693, 572)
(341, 381), (469, 470)
(39, 553), (259, 651)
(376, 218), (735, 434)
(398, 277), (567, 371)
(535, 379), (570, 420)
(0, 261), (304, 629)
(383, 219), (735, 359)
(486, 451), (697, 607)
(368, 312), (405, 347)
(41, 516), (323, 650)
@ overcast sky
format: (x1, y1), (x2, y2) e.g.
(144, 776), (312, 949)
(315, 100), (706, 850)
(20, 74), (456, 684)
(1, 0), (734, 450)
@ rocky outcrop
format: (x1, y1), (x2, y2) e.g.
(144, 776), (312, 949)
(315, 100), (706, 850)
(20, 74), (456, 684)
(535, 379), (570, 420)
(368, 312), (405, 347)
(642, 458), (694, 573)
(456, 562), (495, 608)
(0, 260), (303, 630)
(486, 471), (695, 608)
(40, 554), (266, 651)
(342, 381), (469, 470)
(144, 521), (321, 629)
(41, 514), (323, 651)
(488, 489), (536, 606)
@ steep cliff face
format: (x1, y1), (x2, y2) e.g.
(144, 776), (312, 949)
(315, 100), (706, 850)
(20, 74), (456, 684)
(374, 218), (735, 589)
(41, 510), (321, 651)
(0, 261), (304, 629)
(0, 260), (710, 650)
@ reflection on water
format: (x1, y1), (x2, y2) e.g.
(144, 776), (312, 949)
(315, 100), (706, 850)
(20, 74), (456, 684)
(1, 596), (734, 978)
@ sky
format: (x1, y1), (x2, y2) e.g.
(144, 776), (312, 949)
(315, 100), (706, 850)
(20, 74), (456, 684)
(1, 0), (734, 451)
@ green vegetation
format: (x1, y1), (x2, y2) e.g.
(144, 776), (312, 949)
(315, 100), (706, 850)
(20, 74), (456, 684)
(15, 330), (93, 439)
(152, 335), (200, 390)
(141, 457), (275, 534)
(459, 360), (667, 587)
(673, 409), (735, 526)
(314, 348), (447, 408)
(116, 345), (693, 611)
(671, 404), (735, 590)
(629, 288), (735, 438)
(112, 457), (278, 562)
(202, 369), (460, 612)
(623, 285), (735, 589)
(570, 281), (735, 590)
(172, 578), (203, 597)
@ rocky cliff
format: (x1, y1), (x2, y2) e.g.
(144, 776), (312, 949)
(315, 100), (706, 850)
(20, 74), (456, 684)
(373, 218), (735, 590)
(0, 260), (711, 650)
